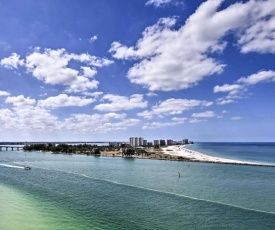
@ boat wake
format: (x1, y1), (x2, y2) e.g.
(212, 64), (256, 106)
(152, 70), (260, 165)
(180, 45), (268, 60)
(0, 163), (25, 169)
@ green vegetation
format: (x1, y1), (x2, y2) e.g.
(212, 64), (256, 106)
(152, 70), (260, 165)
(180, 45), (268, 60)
(23, 143), (102, 155)
(23, 143), (156, 158)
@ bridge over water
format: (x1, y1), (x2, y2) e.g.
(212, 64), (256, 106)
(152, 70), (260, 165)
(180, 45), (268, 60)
(0, 145), (24, 151)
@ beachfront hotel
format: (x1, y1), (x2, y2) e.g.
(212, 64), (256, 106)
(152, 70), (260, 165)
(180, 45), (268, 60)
(129, 137), (193, 147)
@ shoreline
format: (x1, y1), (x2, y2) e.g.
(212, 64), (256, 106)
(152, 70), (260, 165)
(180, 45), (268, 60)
(22, 146), (275, 167)
(161, 145), (275, 167)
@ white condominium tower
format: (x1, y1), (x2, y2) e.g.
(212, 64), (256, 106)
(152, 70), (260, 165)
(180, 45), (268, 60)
(129, 137), (144, 147)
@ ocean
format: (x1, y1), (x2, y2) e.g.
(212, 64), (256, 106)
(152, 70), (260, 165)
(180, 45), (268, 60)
(0, 143), (275, 229)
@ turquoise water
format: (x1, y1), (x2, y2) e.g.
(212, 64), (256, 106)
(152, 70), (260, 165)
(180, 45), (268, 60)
(186, 142), (275, 164)
(0, 147), (275, 229)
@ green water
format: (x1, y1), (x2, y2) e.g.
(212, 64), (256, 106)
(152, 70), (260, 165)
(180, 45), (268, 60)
(0, 151), (275, 229)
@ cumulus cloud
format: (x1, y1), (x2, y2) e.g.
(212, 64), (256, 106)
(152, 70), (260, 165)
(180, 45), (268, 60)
(1, 48), (113, 93)
(0, 91), (10, 96)
(0, 106), (61, 130)
(138, 98), (212, 119)
(146, 92), (158, 97)
(94, 94), (148, 112)
(214, 70), (275, 105)
(5, 95), (36, 107)
(237, 70), (275, 85)
(110, 0), (275, 91)
(110, 0), (255, 91)
(63, 113), (140, 132)
(38, 94), (95, 108)
(0, 53), (24, 69)
(238, 0), (275, 53)
(1, 98), (140, 133)
(214, 84), (243, 94)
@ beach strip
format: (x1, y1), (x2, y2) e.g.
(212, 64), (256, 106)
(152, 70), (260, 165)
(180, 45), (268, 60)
(161, 145), (275, 167)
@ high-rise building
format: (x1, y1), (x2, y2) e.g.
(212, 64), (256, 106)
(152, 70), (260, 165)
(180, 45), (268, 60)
(166, 139), (173, 146)
(129, 137), (144, 147)
(160, 139), (166, 146)
(154, 140), (160, 147)
(129, 137), (134, 147)
(138, 137), (144, 146)
(143, 139), (147, 146)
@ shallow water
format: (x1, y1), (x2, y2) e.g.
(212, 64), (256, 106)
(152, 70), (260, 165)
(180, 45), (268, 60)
(0, 149), (275, 229)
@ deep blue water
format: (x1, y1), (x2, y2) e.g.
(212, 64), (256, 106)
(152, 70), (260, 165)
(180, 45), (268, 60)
(0, 145), (275, 229)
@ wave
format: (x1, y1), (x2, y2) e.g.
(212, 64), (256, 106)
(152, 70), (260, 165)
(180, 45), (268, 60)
(32, 165), (275, 216)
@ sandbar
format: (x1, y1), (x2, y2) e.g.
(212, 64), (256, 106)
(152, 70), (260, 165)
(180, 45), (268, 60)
(161, 145), (275, 167)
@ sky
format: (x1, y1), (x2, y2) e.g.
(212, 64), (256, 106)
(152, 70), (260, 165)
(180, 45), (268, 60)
(0, 0), (274, 142)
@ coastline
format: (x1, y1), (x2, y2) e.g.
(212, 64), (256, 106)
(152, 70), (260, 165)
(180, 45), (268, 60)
(161, 145), (275, 167)
(22, 145), (275, 167)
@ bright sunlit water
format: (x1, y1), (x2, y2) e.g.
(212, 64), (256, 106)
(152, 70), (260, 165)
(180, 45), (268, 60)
(0, 143), (275, 229)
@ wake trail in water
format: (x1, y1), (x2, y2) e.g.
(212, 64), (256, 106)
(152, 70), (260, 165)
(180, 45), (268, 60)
(33, 165), (275, 216)
(0, 163), (25, 169)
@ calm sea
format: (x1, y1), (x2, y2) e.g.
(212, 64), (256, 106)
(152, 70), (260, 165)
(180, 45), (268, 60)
(186, 142), (275, 164)
(0, 143), (275, 229)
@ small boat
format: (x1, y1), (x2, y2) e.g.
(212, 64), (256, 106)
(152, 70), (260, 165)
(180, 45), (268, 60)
(24, 166), (31, 170)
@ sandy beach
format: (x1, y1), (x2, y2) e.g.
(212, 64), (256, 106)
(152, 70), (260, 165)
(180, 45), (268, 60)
(162, 145), (275, 167)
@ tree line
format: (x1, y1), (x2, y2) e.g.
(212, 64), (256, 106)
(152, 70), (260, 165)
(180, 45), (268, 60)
(23, 143), (102, 155)
(23, 143), (151, 157)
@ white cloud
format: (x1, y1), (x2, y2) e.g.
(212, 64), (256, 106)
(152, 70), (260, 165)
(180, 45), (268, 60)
(0, 106), (61, 130)
(110, 0), (275, 91)
(171, 117), (187, 123)
(63, 113), (140, 132)
(145, 0), (172, 7)
(110, 0), (255, 91)
(238, 0), (275, 53)
(214, 70), (275, 105)
(138, 98), (212, 119)
(142, 117), (186, 129)
(237, 70), (275, 85)
(5, 95), (36, 107)
(146, 92), (158, 97)
(192, 111), (216, 118)
(0, 108), (16, 129)
(0, 101), (139, 133)
(94, 94), (148, 112)
(145, 0), (184, 8)
(83, 91), (103, 98)
(25, 48), (104, 93)
(189, 118), (205, 123)
(214, 84), (243, 94)
(89, 35), (98, 43)
(38, 94), (95, 108)
(0, 91), (10, 96)
(81, 66), (97, 78)
(0, 53), (24, 69)
(1, 48), (113, 94)
(216, 98), (234, 105)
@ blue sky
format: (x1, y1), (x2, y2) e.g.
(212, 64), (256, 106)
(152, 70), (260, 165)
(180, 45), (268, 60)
(0, 0), (274, 142)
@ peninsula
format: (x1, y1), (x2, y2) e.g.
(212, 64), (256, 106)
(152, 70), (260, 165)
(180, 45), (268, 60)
(22, 142), (275, 167)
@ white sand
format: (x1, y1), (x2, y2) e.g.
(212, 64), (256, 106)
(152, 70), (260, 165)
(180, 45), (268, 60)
(161, 145), (274, 166)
